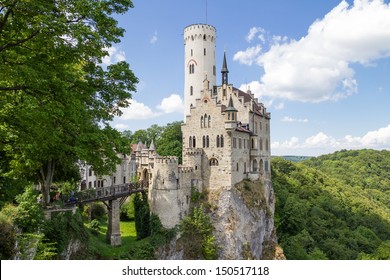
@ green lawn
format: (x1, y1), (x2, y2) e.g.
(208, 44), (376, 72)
(85, 219), (150, 259)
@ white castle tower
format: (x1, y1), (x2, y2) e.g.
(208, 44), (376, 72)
(183, 24), (217, 118)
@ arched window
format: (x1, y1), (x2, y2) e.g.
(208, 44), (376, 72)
(208, 115), (211, 128)
(252, 138), (255, 149)
(220, 135), (224, 147)
(204, 48), (206, 56)
(202, 136), (206, 148)
(206, 135), (209, 147)
(200, 116), (203, 128)
(209, 158), (219, 166)
(190, 86), (193, 96)
(203, 34), (206, 41)
(260, 138), (263, 151)
(236, 162), (239, 172)
(204, 114), (207, 128)
(189, 64), (195, 74)
(213, 65), (216, 76)
(216, 135), (220, 148)
(253, 159), (258, 172)
(193, 136), (196, 148)
(189, 136), (192, 148)
(191, 49), (193, 56)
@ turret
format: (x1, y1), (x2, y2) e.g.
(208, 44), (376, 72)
(183, 24), (217, 119)
(225, 95), (238, 130)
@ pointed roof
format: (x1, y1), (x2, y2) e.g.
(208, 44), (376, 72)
(136, 141), (143, 152)
(149, 140), (155, 151)
(225, 95), (237, 112)
(221, 51), (229, 74)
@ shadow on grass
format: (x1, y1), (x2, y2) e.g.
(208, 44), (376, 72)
(85, 219), (149, 259)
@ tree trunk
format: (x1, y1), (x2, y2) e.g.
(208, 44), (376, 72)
(39, 160), (56, 206)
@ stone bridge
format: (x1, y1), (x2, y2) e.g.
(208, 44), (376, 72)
(62, 181), (148, 246)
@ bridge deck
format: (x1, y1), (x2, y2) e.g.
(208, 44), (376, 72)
(63, 182), (148, 206)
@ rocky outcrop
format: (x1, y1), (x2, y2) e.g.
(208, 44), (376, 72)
(208, 179), (281, 259)
(156, 179), (284, 260)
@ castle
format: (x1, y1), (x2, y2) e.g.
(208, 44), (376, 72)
(85, 24), (271, 228)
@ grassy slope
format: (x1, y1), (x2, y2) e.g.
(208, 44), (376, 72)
(85, 220), (149, 259)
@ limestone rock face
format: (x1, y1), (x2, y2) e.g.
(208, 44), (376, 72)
(209, 179), (278, 259)
(156, 179), (284, 260)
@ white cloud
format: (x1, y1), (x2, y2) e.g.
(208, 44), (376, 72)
(233, 45), (262, 66)
(114, 123), (129, 130)
(156, 94), (184, 114)
(281, 116), (309, 123)
(274, 102), (285, 110)
(120, 100), (161, 120)
(102, 46), (126, 65)
(246, 27), (266, 43)
(272, 124), (390, 156)
(115, 94), (183, 122)
(236, 0), (390, 103)
(150, 31), (158, 44)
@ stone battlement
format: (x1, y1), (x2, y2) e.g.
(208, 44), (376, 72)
(185, 148), (203, 155)
(178, 166), (194, 173)
(155, 156), (178, 164)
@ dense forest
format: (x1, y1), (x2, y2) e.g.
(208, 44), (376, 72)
(272, 149), (390, 259)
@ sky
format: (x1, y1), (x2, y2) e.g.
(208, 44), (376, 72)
(107, 0), (390, 156)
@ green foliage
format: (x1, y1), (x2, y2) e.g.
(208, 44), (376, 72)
(133, 192), (150, 240)
(272, 150), (390, 260)
(0, 0), (137, 205)
(42, 210), (88, 255)
(149, 213), (176, 248)
(123, 243), (155, 260)
(0, 213), (17, 259)
(34, 238), (58, 260)
(120, 197), (135, 221)
(191, 186), (203, 203)
(90, 219), (100, 231)
(13, 186), (44, 233)
(90, 202), (107, 220)
(178, 205), (219, 259)
(156, 121), (183, 163)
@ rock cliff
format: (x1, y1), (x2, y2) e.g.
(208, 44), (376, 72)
(209, 179), (282, 259)
(156, 179), (285, 260)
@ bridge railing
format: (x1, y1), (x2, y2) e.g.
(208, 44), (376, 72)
(62, 181), (148, 206)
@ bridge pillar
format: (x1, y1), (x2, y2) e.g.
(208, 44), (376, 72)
(106, 199), (121, 246)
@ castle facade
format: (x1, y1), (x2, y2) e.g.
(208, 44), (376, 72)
(85, 24), (271, 229)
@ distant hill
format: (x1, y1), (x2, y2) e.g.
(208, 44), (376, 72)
(272, 149), (390, 260)
(274, 155), (312, 162)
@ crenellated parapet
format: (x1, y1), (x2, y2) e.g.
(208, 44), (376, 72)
(178, 166), (194, 174)
(155, 156), (178, 164)
(184, 148), (203, 156)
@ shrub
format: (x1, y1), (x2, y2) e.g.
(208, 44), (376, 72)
(14, 186), (44, 233)
(179, 205), (219, 259)
(90, 219), (100, 231)
(149, 214), (176, 247)
(42, 210), (88, 255)
(133, 192), (150, 240)
(90, 202), (107, 220)
(0, 213), (17, 259)
(120, 198), (135, 221)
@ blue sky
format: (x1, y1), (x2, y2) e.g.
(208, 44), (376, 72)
(108, 0), (390, 156)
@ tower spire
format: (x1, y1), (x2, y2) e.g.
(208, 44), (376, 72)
(221, 51), (229, 85)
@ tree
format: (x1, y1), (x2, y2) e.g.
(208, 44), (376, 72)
(157, 121), (183, 163)
(0, 0), (138, 205)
